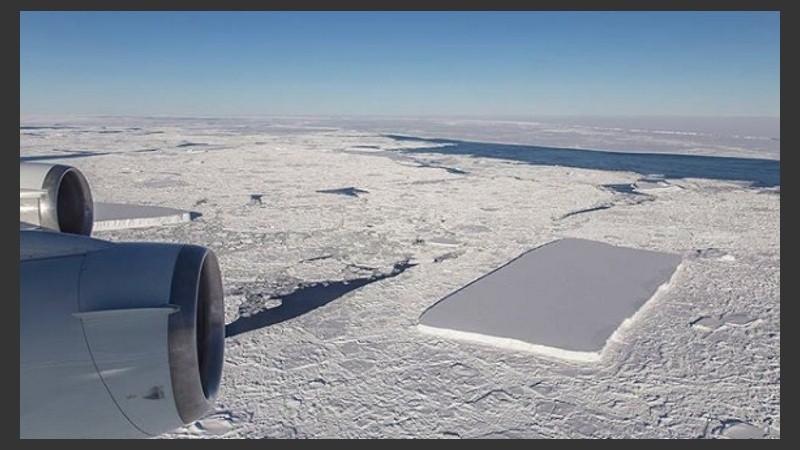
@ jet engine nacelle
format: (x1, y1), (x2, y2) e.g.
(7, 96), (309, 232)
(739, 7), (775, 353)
(20, 162), (94, 236)
(20, 230), (224, 438)
(19, 162), (224, 438)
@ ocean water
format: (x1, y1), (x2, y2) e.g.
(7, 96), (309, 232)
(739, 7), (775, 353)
(387, 135), (780, 188)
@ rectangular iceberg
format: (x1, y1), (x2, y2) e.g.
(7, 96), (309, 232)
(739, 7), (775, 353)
(418, 238), (682, 362)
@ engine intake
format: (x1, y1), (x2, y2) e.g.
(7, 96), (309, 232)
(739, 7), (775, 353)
(20, 162), (94, 236)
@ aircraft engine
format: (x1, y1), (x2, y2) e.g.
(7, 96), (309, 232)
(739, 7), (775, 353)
(20, 163), (224, 438)
(20, 162), (94, 236)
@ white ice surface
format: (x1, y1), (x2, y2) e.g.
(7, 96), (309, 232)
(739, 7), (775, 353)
(20, 117), (779, 439)
(417, 324), (604, 364)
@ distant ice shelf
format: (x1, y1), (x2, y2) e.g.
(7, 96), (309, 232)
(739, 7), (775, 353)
(93, 202), (193, 231)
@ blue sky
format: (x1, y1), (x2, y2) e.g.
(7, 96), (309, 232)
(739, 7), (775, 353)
(20, 12), (779, 117)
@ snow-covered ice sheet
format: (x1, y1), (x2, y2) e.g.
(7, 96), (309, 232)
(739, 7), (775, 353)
(20, 116), (780, 438)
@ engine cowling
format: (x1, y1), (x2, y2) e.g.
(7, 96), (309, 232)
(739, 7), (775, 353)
(20, 162), (94, 236)
(20, 230), (225, 438)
